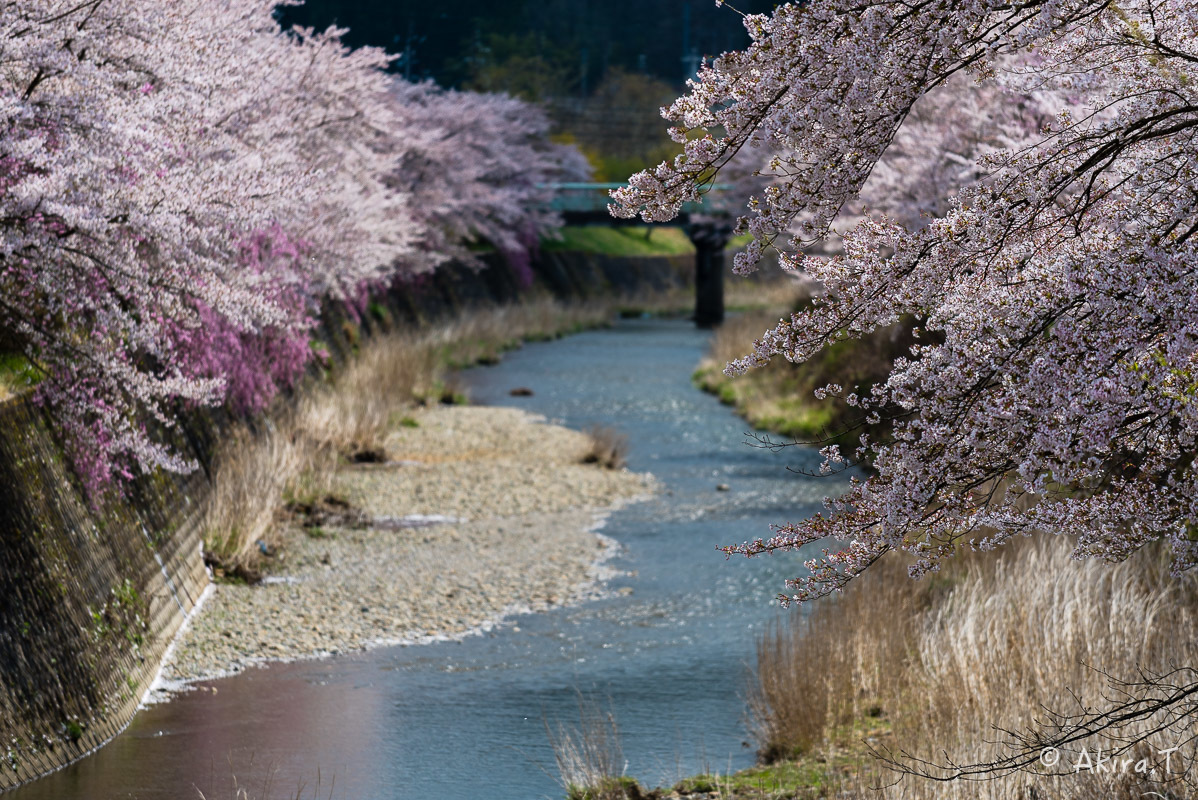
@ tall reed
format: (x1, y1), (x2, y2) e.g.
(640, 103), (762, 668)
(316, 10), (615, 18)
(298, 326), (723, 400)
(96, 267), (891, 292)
(546, 695), (635, 800)
(752, 536), (1198, 798)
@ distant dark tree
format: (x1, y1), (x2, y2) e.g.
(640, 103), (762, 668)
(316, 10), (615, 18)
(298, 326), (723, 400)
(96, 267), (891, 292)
(456, 33), (576, 102)
(279, 0), (778, 89)
(558, 69), (680, 181)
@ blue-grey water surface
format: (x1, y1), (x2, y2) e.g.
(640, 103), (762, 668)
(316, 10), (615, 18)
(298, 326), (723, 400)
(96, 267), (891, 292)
(15, 318), (843, 800)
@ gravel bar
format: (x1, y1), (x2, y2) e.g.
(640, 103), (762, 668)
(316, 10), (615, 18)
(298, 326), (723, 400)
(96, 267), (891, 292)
(158, 406), (653, 686)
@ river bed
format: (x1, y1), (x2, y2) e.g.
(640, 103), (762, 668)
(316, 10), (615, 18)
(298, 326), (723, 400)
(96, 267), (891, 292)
(15, 317), (844, 800)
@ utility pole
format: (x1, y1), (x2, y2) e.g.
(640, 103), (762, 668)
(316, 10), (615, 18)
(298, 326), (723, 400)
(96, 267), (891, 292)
(404, 20), (415, 81)
(681, 2), (700, 82)
(396, 20), (422, 81)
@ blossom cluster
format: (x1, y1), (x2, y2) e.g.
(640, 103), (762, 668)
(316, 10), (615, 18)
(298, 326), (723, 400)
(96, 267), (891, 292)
(1, 1), (584, 492)
(613, 0), (1198, 598)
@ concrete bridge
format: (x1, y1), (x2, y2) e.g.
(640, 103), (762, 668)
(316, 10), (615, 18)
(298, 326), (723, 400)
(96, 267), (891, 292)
(544, 183), (734, 327)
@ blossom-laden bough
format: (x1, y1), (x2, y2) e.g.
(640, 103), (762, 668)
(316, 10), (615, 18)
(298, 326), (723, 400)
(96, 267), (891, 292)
(0, 1), (586, 493)
(614, 0), (1198, 786)
(614, 0), (1198, 600)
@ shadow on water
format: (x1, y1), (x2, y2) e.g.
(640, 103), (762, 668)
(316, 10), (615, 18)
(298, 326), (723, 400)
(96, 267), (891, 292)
(14, 318), (848, 800)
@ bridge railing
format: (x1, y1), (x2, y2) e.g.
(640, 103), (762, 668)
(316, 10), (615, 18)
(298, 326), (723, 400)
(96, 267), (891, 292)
(539, 183), (735, 328)
(541, 182), (728, 217)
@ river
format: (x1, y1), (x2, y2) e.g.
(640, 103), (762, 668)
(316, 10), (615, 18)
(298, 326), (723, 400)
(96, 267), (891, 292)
(15, 317), (844, 800)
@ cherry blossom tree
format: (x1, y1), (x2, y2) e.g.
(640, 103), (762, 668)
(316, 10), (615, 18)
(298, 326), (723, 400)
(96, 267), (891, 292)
(388, 79), (591, 284)
(613, 0), (1198, 601)
(0, 1), (582, 493)
(614, 0), (1198, 782)
(0, 0), (415, 490)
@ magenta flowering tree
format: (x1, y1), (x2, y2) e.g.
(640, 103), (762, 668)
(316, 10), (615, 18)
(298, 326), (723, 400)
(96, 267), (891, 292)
(0, 1), (417, 490)
(613, 0), (1198, 602)
(167, 227), (316, 417)
(0, 1), (583, 493)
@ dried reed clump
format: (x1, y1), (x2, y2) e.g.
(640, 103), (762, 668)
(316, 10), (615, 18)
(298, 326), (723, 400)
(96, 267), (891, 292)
(200, 419), (308, 581)
(432, 299), (616, 367)
(705, 309), (788, 372)
(750, 550), (946, 764)
(547, 696), (637, 800)
(193, 760), (340, 800)
(201, 300), (618, 578)
(581, 426), (628, 470)
(723, 275), (809, 312)
(302, 330), (441, 459)
(201, 329), (442, 576)
(751, 536), (1198, 799)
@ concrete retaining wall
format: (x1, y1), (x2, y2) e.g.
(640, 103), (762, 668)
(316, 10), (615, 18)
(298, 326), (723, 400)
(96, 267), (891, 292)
(0, 402), (211, 787)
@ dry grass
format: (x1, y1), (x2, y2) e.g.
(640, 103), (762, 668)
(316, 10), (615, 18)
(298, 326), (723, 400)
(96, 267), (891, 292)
(311, 329), (441, 457)
(201, 299), (614, 578)
(201, 328), (442, 576)
(724, 277), (809, 313)
(192, 760), (340, 800)
(201, 421), (310, 580)
(434, 299), (616, 367)
(694, 305), (916, 454)
(703, 309), (790, 377)
(581, 426), (629, 470)
(547, 696), (637, 800)
(750, 553), (948, 764)
(750, 536), (1198, 799)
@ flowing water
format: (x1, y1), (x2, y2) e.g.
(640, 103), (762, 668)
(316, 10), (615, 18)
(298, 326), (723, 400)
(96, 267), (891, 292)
(16, 318), (845, 800)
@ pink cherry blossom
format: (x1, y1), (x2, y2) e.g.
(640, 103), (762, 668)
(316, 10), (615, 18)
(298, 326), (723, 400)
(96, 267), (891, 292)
(0, 1), (584, 494)
(613, 0), (1198, 600)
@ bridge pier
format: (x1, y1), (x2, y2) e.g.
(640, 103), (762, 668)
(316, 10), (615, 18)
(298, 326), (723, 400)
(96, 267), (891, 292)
(545, 183), (736, 327)
(687, 220), (734, 328)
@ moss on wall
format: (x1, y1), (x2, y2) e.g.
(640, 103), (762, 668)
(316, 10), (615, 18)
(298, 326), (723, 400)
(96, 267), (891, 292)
(0, 399), (210, 788)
